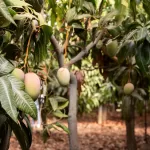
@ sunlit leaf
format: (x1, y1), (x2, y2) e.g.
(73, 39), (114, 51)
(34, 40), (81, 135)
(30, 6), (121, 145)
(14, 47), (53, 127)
(0, 0), (16, 26)
(0, 76), (18, 122)
(53, 110), (68, 118)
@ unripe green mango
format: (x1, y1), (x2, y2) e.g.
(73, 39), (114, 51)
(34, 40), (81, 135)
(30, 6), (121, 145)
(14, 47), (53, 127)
(106, 40), (118, 57)
(12, 68), (25, 81)
(123, 83), (134, 95)
(57, 67), (70, 86)
(24, 72), (41, 100)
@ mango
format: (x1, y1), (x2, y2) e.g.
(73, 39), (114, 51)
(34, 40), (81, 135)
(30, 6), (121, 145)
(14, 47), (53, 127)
(12, 68), (25, 81)
(57, 67), (70, 86)
(123, 83), (134, 95)
(106, 40), (118, 57)
(24, 72), (41, 100)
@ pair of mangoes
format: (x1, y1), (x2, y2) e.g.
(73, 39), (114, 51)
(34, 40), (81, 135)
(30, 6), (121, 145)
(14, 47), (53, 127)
(12, 67), (70, 100)
(12, 68), (41, 100)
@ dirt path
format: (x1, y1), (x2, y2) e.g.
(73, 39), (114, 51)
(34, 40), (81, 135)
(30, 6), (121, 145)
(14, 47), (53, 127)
(9, 112), (150, 150)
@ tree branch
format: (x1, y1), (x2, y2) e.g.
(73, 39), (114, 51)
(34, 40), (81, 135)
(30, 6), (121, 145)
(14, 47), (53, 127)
(50, 35), (64, 67)
(66, 30), (104, 66)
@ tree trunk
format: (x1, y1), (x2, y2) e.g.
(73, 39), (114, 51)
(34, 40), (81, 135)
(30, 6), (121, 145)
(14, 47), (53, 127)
(68, 73), (79, 150)
(125, 99), (137, 150)
(97, 104), (107, 124)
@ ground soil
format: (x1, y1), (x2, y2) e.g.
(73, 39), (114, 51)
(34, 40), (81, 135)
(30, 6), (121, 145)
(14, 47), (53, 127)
(9, 110), (150, 150)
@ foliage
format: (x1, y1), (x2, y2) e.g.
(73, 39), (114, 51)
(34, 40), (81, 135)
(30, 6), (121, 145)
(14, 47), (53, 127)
(0, 0), (53, 149)
(72, 54), (116, 113)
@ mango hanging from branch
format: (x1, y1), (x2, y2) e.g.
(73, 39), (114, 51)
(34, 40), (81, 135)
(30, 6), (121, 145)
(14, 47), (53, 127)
(12, 68), (25, 81)
(123, 83), (134, 95)
(106, 40), (118, 57)
(57, 67), (70, 86)
(24, 72), (41, 100)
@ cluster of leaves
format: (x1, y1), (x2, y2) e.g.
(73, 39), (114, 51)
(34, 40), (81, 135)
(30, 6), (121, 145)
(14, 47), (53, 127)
(0, 56), (36, 149)
(37, 57), (69, 142)
(0, 0), (52, 66)
(0, 0), (54, 149)
(72, 54), (116, 113)
(90, 0), (150, 117)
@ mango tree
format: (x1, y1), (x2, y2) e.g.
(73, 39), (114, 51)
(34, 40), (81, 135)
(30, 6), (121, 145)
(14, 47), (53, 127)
(91, 0), (150, 150)
(0, 0), (53, 149)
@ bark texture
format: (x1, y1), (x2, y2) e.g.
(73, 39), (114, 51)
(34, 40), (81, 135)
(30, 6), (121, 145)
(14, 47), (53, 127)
(68, 73), (79, 150)
(125, 99), (137, 150)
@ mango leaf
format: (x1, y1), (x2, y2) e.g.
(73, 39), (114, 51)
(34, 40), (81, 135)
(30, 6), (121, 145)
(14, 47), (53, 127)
(83, 1), (95, 14)
(53, 110), (68, 118)
(136, 27), (147, 44)
(55, 122), (69, 134)
(76, 14), (91, 20)
(135, 43), (149, 75)
(72, 22), (83, 29)
(0, 0), (16, 26)
(49, 97), (58, 111)
(0, 55), (15, 76)
(66, 7), (77, 23)
(0, 114), (7, 129)
(130, 0), (136, 20)
(11, 119), (32, 150)
(0, 76), (18, 122)
(117, 40), (136, 63)
(33, 11), (45, 25)
(143, 0), (150, 17)
(34, 25), (52, 63)
(2, 44), (21, 60)
(4, 0), (30, 7)
(57, 101), (69, 110)
(13, 13), (36, 20)
(42, 124), (53, 143)
(25, 0), (43, 12)
(8, 75), (37, 119)
(131, 90), (144, 101)
(55, 96), (68, 102)
(0, 122), (11, 150)
(47, 0), (56, 26)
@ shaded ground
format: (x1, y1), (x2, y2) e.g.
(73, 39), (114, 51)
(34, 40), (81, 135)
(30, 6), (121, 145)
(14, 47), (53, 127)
(9, 111), (150, 150)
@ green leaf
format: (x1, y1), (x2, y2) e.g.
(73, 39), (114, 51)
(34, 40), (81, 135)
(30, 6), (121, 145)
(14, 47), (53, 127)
(58, 101), (69, 110)
(55, 122), (69, 134)
(143, 0), (150, 17)
(8, 75), (37, 119)
(55, 96), (68, 102)
(0, 0), (16, 26)
(33, 11), (45, 25)
(135, 43), (149, 75)
(130, 0), (137, 20)
(136, 27), (147, 43)
(49, 97), (58, 111)
(76, 14), (91, 20)
(66, 7), (77, 23)
(0, 122), (11, 150)
(0, 55), (15, 76)
(0, 114), (7, 129)
(83, 1), (95, 14)
(117, 40), (136, 63)
(13, 13), (36, 20)
(34, 25), (52, 63)
(0, 76), (18, 122)
(11, 120), (31, 150)
(25, 0), (43, 12)
(131, 90), (144, 101)
(53, 110), (68, 118)
(4, 0), (30, 7)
